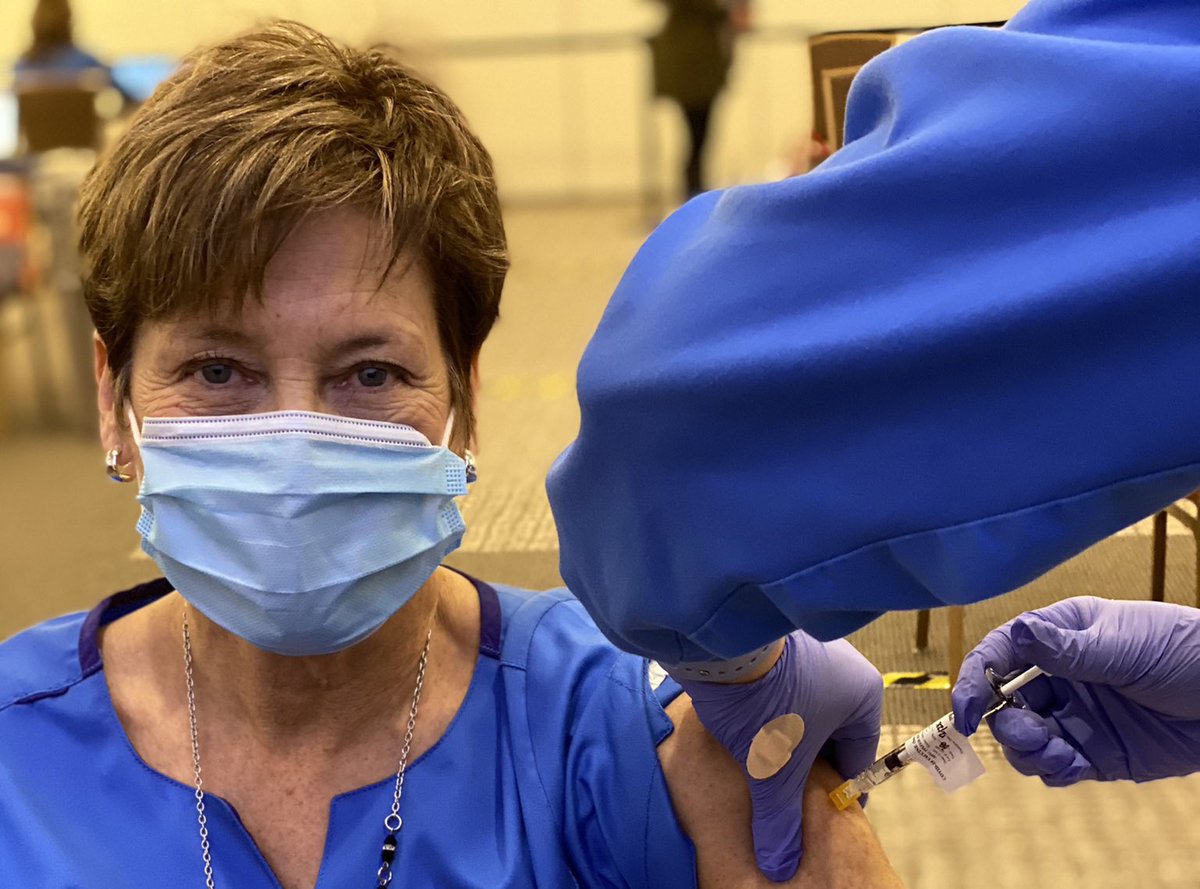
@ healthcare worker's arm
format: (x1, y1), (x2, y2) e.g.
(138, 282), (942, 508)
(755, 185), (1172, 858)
(548, 0), (1200, 875)
(953, 597), (1200, 784)
(659, 696), (904, 889)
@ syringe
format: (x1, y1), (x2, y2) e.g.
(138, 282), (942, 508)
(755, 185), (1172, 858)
(828, 664), (1046, 810)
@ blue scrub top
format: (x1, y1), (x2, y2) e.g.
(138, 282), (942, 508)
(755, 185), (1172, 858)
(547, 0), (1200, 663)
(0, 577), (696, 887)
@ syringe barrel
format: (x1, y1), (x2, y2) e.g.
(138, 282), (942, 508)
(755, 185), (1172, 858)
(883, 745), (909, 771)
(856, 744), (910, 790)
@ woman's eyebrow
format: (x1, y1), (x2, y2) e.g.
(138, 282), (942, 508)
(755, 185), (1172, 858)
(324, 331), (425, 361)
(331, 334), (391, 353)
(175, 325), (256, 348)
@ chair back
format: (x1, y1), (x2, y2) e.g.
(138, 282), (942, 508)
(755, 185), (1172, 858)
(808, 33), (897, 148)
(15, 71), (106, 153)
(820, 66), (863, 152)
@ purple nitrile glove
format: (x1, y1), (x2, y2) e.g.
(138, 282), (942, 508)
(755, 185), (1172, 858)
(952, 596), (1200, 785)
(671, 632), (882, 882)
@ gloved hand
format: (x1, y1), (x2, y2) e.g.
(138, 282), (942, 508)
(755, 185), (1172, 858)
(672, 632), (883, 882)
(953, 596), (1200, 785)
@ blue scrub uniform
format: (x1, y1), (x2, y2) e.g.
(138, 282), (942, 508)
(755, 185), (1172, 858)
(547, 0), (1200, 663)
(0, 577), (696, 887)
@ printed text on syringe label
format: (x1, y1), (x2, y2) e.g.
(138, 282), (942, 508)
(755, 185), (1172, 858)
(903, 718), (986, 792)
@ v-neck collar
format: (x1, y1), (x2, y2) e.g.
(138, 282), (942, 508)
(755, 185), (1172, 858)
(78, 570), (505, 888)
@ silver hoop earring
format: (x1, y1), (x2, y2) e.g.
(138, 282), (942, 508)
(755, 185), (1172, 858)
(106, 448), (133, 483)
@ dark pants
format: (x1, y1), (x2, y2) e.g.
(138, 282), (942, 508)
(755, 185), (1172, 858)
(680, 102), (713, 199)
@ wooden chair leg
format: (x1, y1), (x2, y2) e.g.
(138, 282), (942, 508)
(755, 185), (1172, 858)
(1151, 510), (1168, 602)
(948, 606), (965, 687)
(915, 609), (931, 651)
(1193, 525), (1200, 610)
(1176, 495), (1200, 609)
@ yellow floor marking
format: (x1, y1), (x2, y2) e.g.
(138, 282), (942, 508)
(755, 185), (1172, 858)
(882, 671), (950, 690)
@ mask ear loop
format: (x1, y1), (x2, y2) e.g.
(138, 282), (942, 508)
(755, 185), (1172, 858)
(126, 406), (143, 449)
(441, 410), (477, 483)
(124, 406), (144, 484)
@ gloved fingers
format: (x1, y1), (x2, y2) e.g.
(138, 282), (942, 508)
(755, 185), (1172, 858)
(750, 801), (803, 883)
(952, 617), (1031, 735)
(1009, 674), (1056, 713)
(1001, 744), (1047, 777)
(1001, 734), (1082, 778)
(827, 732), (881, 783)
(958, 667), (1063, 735)
(1026, 596), (1101, 632)
(1009, 616), (1110, 684)
(746, 752), (811, 883)
(953, 647), (1015, 736)
(989, 708), (1096, 784)
(826, 667), (883, 779)
(953, 610), (1079, 735)
(989, 706), (1053, 753)
(1039, 753), (1099, 787)
(823, 639), (885, 722)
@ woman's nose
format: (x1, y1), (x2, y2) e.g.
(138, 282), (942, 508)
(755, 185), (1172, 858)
(262, 378), (331, 415)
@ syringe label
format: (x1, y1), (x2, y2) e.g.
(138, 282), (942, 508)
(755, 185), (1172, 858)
(903, 717), (986, 793)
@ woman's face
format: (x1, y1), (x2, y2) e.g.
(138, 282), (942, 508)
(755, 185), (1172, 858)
(99, 209), (453, 467)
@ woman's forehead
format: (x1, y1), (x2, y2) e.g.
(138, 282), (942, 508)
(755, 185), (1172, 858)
(144, 212), (438, 357)
(248, 210), (435, 331)
(264, 209), (426, 292)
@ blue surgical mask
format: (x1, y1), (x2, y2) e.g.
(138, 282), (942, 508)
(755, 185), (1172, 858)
(128, 410), (470, 656)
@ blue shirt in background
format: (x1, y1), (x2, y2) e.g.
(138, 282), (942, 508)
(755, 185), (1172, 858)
(14, 44), (106, 80)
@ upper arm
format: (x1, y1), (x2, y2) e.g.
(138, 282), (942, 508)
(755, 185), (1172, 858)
(657, 695), (905, 889)
(513, 596), (699, 889)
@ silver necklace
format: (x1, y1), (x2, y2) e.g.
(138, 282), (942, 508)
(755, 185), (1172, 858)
(182, 609), (432, 889)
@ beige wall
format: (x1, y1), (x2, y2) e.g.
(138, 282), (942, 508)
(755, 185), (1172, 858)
(1, 0), (1024, 199)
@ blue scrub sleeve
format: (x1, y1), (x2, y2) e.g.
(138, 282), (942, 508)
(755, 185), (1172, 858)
(502, 589), (697, 889)
(547, 0), (1200, 663)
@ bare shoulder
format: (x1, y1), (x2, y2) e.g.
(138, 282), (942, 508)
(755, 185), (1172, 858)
(657, 694), (905, 889)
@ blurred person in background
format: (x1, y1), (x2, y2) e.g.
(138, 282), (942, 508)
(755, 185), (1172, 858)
(0, 22), (901, 889)
(13, 0), (108, 86)
(650, 0), (750, 199)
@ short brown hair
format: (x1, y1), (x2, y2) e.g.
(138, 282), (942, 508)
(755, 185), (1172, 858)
(78, 20), (508, 446)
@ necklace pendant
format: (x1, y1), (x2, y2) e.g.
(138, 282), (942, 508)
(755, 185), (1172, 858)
(184, 617), (432, 889)
(376, 861), (394, 887)
(376, 831), (399, 886)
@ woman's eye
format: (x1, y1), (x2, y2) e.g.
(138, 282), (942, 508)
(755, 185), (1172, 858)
(200, 363), (235, 385)
(356, 366), (390, 388)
